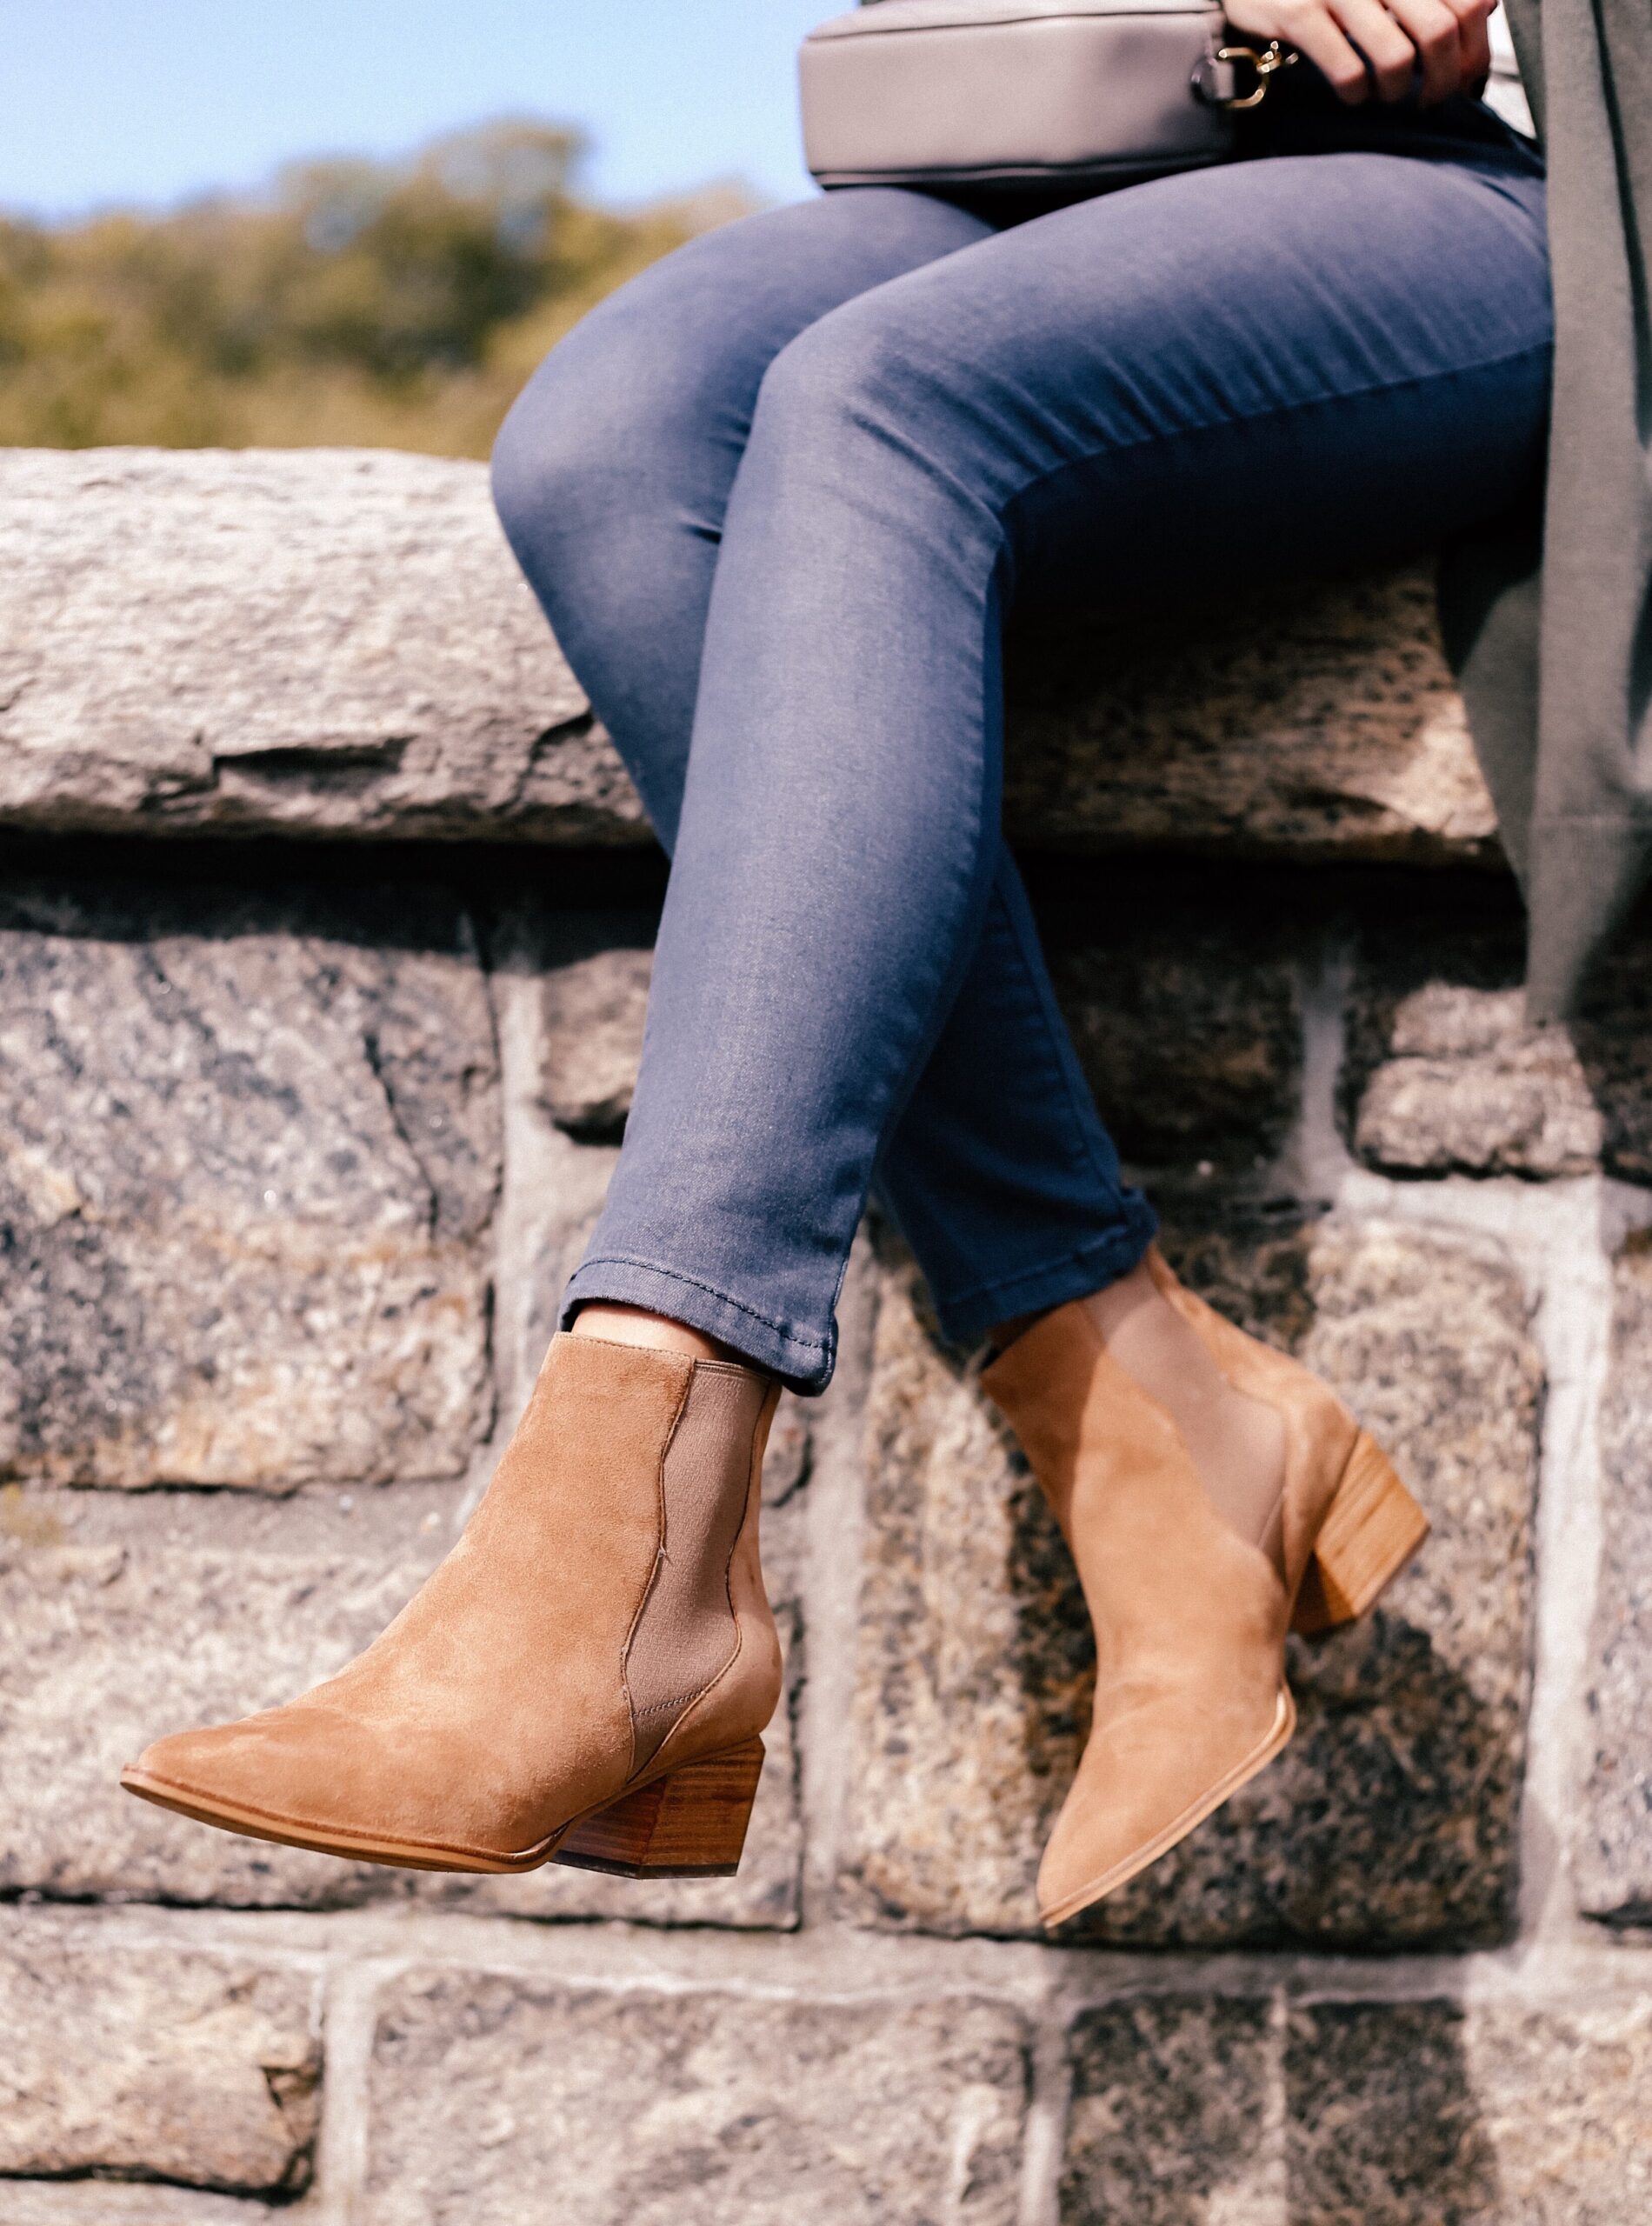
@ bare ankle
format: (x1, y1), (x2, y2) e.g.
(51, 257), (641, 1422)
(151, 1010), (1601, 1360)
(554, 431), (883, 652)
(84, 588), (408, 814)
(570, 1303), (742, 1366)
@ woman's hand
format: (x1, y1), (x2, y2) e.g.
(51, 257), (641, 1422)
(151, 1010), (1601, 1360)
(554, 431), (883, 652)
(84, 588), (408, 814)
(1222, 0), (1495, 103)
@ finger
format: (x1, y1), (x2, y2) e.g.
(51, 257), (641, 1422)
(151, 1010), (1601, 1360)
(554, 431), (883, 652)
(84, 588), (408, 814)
(1449, 0), (1495, 84)
(1327, 0), (1424, 99)
(1382, 0), (1465, 101)
(1273, 0), (1374, 101)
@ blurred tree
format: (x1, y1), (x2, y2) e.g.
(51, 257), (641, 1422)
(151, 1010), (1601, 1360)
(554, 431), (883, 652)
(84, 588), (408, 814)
(0, 122), (753, 455)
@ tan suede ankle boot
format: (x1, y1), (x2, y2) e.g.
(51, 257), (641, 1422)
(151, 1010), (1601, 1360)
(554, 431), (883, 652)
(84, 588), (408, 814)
(121, 1335), (782, 1877)
(982, 1246), (1428, 1930)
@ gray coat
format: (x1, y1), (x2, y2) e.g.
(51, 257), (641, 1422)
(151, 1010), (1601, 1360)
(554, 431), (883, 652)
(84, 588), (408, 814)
(1444, 0), (1652, 1018)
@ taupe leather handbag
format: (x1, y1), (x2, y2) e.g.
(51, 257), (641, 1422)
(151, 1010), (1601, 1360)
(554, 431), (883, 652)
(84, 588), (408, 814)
(799, 0), (1293, 193)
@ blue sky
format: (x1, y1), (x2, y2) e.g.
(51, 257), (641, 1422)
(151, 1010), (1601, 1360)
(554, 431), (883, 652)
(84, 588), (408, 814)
(1, 0), (829, 218)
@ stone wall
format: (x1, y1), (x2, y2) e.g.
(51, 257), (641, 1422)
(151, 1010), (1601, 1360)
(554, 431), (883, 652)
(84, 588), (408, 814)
(3, 450), (1650, 2226)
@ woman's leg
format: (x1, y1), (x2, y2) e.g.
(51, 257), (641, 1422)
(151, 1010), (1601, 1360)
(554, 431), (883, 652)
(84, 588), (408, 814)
(493, 190), (1157, 1373)
(544, 152), (1549, 1390)
(494, 191), (989, 854)
(133, 155), (1550, 1889)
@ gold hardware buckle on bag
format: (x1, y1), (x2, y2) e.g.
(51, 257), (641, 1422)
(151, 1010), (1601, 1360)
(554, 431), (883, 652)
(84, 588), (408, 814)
(1192, 38), (1298, 109)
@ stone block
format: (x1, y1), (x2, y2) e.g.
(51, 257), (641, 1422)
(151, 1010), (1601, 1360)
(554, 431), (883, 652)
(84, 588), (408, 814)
(0, 1917), (322, 2196)
(838, 1215), (1539, 1945)
(1352, 983), (1603, 1177)
(367, 1975), (1029, 2225)
(0, 879), (498, 1488)
(0, 447), (641, 844)
(1059, 1993), (1652, 2225)
(1577, 1232), (1652, 1923)
(537, 917), (655, 1141)
(1284, 1996), (1652, 2225)
(1061, 1996), (1276, 2223)
(0, 452), (1497, 866)
(1045, 904), (1302, 1179)
(1344, 908), (1652, 1181)
(1005, 564), (1495, 863)
(762, 1390), (813, 1509)
(486, 901), (629, 1423)
(0, 1477), (803, 1925)
(1576, 932), (1652, 1183)
(0, 1483), (450, 1906)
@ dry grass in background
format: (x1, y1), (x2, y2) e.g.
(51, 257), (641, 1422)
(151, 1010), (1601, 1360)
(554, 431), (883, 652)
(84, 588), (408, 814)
(0, 120), (751, 456)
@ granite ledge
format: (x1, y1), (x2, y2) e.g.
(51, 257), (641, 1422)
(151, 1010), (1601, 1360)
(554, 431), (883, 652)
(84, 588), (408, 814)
(0, 447), (1498, 866)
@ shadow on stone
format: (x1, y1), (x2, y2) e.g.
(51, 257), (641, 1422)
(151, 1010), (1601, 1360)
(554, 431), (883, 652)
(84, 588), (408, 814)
(1001, 565), (1498, 868)
(1059, 1997), (1503, 2223)
(530, 907), (656, 1144)
(1060, 1996), (1276, 2223)
(1038, 882), (1305, 1186)
(1285, 2000), (1501, 2223)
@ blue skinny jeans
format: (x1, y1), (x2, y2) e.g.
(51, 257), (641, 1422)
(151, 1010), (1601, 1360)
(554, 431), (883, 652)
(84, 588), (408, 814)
(493, 150), (1551, 1392)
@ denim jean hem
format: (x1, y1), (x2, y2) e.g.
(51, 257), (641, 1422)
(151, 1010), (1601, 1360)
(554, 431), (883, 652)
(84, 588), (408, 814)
(929, 1196), (1159, 1346)
(560, 1256), (836, 1394)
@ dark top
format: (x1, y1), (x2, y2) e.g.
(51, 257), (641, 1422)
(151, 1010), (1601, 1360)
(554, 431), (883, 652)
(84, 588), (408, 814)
(1238, 63), (1543, 177)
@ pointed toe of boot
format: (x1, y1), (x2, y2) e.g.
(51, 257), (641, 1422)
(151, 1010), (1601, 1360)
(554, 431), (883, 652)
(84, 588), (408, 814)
(1036, 1679), (1295, 1929)
(121, 1704), (416, 1863)
(122, 1712), (318, 1846)
(121, 1697), (564, 1872)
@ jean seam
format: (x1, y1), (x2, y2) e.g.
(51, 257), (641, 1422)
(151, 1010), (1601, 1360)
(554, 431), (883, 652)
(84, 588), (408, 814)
(990, 876), (1131, 1213)
(568, 1254), (830, 1356)
(843, 566), (1003, 1338)
(982, 890), (1091, 1183)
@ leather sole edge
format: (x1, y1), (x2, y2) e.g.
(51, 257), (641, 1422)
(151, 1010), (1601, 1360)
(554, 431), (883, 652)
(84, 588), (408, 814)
(119, 1731), (768, 1879)
(118, 1769), (567, 1873)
